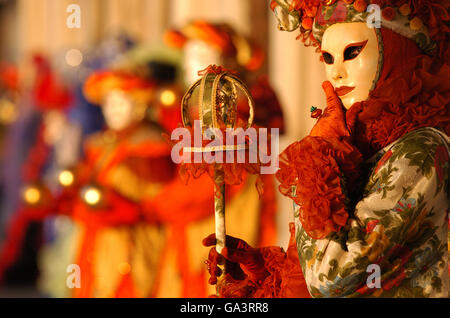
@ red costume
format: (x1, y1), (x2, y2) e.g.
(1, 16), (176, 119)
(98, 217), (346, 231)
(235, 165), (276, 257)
(70, 70), (177, 298)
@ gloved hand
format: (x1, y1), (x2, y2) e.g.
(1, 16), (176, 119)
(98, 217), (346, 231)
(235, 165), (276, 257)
(310, 80), (363, 198)
(202, 234), (269, 297)
(310, 81), (350, 139)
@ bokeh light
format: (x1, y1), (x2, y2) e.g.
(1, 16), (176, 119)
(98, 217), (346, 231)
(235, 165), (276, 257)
(65, 48), (83, 67)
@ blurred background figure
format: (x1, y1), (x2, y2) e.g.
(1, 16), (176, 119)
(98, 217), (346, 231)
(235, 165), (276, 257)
(0, 54), (76, 290)
(137, 20), (285, 298)
(37, 33), (138, 298)
(165, 20), (285, 133)
(69, 56), (183, 298)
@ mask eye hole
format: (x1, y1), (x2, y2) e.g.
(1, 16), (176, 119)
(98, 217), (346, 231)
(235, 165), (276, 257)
(322, 51), (334, 65)
(343, 40), (368, 61)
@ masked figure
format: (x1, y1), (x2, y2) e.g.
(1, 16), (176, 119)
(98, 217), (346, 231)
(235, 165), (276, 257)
(141, 21), (285, 298)
(69, 65), (178, 298)
(0, 55), (76, 287)
(165, 20), (285, 133)
(205, 0), (449, 298)
(25, 35), (137, 298)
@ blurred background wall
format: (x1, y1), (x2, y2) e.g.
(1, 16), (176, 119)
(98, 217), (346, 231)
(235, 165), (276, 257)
(0, 0), (326, 248)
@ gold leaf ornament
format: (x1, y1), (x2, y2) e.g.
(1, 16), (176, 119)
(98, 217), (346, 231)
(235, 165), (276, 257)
(273, 0), (301, 32)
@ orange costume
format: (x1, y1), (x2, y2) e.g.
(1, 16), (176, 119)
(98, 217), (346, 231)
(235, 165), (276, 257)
(70, 71), (176, 298)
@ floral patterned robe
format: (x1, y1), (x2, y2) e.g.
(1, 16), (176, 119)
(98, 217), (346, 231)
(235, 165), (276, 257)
(294, 127), (449, 297)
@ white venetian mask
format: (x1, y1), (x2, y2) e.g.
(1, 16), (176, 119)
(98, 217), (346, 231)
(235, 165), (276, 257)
(321, 22), (380, 109)
(43, 110), (67, 145)
(183, 39), (223, 86)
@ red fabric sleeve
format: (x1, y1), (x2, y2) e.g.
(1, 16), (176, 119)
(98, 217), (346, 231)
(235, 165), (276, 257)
(72, 189), (141, 228)
(142, 172), (249, 224)
(257, 174), (278, 247)
(142, 174), (215, 224)
(276, 135), (363, 239)
(253, 223), (310, 298)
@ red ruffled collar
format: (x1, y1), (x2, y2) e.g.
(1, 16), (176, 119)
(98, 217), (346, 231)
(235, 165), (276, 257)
(346, 30), (449, 159)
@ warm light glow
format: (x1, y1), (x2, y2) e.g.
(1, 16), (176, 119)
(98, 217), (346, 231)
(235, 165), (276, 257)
(0, 98), (18, 124)
(160, 89), (176, 107)
(65, 49), (83, 67)
(118, 262), (131, 275)
(23, 186), (41, 205)
(83, 187), (102, 206)
(58, 170), (74, 187)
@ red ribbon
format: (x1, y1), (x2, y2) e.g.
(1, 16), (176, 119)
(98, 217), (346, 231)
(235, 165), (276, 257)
(197, 65), (238, 76)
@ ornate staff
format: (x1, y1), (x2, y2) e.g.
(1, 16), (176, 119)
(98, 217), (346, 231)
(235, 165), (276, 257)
(180, 66), (255, 290)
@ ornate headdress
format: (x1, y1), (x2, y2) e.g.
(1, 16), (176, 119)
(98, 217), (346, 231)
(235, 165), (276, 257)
(271, 0), (449, 56)
(83, 71), (156, 106)
(164, 20), (265, 71)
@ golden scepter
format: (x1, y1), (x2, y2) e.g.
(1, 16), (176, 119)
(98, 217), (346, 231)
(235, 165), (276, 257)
(180, 65), (255, 292)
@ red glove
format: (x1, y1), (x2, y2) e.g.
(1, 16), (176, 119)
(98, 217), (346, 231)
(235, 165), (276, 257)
(202, 234), (269, 297)
(311, 80), (364, 191)
(310, 81), (350, 139)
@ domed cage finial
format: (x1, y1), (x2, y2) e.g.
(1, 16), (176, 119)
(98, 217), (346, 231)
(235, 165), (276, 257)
(181, 66), (255, 133)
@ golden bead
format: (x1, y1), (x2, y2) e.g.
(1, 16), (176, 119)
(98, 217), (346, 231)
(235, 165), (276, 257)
(23, 186), (41, 205)
(58, 170), (75, 187)
(410, 17), (423, 31)
(399, 4), (411, 16)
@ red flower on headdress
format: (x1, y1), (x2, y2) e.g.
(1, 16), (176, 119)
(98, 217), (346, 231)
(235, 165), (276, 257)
(197, 65), (237, 76)
(315, 1), (348, 26)
(302, 17), (314, 30)
(371, 0), (385, 7)
(382, 7), (396, 21)
(353, 0), (368, 12)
